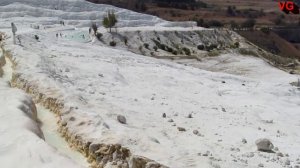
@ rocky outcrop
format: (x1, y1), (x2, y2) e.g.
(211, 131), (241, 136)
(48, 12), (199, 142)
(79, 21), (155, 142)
(0, 51), (5, 77)
(98, 29), (240, 59)
(0, 45), (6, 77)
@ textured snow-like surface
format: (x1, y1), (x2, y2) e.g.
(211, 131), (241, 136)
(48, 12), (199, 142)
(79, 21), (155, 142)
(2, 28), (299, 167)
(0, 0), (195, 27)
(0, 50), (83, 168)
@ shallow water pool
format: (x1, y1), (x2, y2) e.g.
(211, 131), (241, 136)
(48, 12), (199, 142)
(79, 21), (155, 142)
(65, 31), (91, 43)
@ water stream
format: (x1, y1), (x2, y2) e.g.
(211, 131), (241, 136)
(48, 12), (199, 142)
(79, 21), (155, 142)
(37, 104), (88, 167)
(1, 53), (88, 167)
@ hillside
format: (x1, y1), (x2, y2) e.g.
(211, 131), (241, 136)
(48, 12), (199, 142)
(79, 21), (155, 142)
(237, 30), (300, 60)
(86, 0), (300, 26)
(86, 0), (300, 65)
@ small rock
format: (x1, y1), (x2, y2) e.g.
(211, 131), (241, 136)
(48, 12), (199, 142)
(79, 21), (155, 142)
(103, 122), (110, 129)
(162, 113), (166, 118)
(294, 165), (300, 168)
(202, 153), (208, 156)
(89, 143), (100, 153)
(222, 81), (226, 84)
(117, 115), (126, 124)
(285, 159), (291, 165)
(242, 84), (245, 86)
(243, 152), (254, 158)
(65, 68), (70, 72)
(193, 130), (199, 135)
(222, 107), (226, 112)
(202, 151), (210, 156)
(61, 121), (67, 127)
(242, 138), (247, 144)
(258, 163), (264, 167)
(274, 147), (279, 151)
(172, 123), (176, 126)
(177, 127), (186, 132)
(289, 71), (295, 74)
(69, 116), (76, 121)
(187, 113), (193, 118)
(150, 137), (160, 144)
(98, 73), (104, 77)
(151, 97), (155, 100)
(255, 138), (274, 152)
(258, 127), (262, 130)
(167, 119), (174, 122)
(265, 120), (273, 124)
(277, 152), (284, 157)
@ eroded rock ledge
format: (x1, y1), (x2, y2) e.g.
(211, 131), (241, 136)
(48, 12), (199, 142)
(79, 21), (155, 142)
(0, 47), (6, 77)
(4, 49), (168, 168)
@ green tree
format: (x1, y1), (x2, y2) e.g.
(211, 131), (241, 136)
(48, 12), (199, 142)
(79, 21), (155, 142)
(102, 10), (118, 33)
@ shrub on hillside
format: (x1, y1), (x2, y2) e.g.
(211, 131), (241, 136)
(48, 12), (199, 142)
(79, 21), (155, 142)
(34, 35), (39, 41)
(197, 44), (205, 50)
(124, 37), (128, 45)
(230, 20), (239, 30)
(206, 20), (223, 28)
(260, 27), (270, 34)
(208, 50), (220, 57)
(206, 44), (218, 51)
(182, 47), (191, 56)
(241, 19), (256, 29)
(167, 46), (173, 53)
(234, 42), (240, 48)
(96, 33), (103, 40)
(153, 46), (158, 51)
(109, 41), (116, 47)
(239, 48), (258, 57)
(160, 44), (166, 51)
(144, 43), (149, 49)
